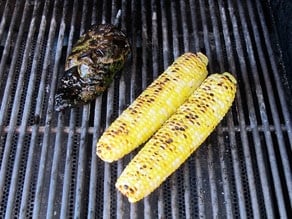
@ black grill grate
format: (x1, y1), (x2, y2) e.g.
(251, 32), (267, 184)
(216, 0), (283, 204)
(0, 0), (291, 218)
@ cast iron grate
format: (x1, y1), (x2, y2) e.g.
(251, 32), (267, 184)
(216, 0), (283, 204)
(0, 0), (291, 218)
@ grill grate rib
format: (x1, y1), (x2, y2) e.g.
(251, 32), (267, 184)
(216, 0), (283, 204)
(0, 0), (291, 218)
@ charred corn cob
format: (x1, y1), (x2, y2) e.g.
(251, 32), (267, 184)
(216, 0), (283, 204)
(116, 72), (237, 202)
(96, 52), (208, 162)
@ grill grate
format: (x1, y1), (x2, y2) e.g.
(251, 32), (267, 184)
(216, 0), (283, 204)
(0, 0), (291, 218)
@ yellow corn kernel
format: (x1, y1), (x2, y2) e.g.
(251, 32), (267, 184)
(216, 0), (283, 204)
(96, 52), (208, 162)
(115, 72), (237, 202)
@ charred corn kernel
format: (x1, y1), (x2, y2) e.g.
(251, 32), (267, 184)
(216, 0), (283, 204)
(116, 72), (237, 202)
(96, 52), (208, 162)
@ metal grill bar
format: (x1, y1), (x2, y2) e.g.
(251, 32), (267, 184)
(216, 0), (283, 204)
(0, 0), (30, 208)
(1, 123), (289, 134)
(207, 1), (247, 217)
(0, 0), (291, 218)
(232, 1), (275, 217)
(238, 1), (289, 217)
(32, 4), (57, 218)
(46, 0), (68, 217)
(3, 1), (43, 218)
(59, 0), (80, 217)
(18, 1), (50, 216)
(217, 2), (251, 217)
(254, 0), (292, 204)
(0, 1), (22, 89)
(225, 0), (266, 215)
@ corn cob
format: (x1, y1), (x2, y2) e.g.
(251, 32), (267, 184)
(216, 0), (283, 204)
(116, 72), (237, 202)
(96, 52), (208, 162)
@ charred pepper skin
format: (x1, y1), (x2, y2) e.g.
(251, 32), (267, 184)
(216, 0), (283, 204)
(55, 24), (130, 111)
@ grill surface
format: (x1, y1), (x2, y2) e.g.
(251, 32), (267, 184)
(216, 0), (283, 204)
(0, 0), (291, 218)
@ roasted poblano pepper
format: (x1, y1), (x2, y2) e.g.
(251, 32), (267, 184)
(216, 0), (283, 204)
(55, 24), (130, 111)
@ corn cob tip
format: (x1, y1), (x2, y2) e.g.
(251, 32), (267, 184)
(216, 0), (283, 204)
(96, 146), (113, 163)
(181, 52), (208, 66)
(222, 72), (237, 85)
(96, 141), (123, 162)
(196, 52), (208, 66)
(115, 182), (137, 203)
